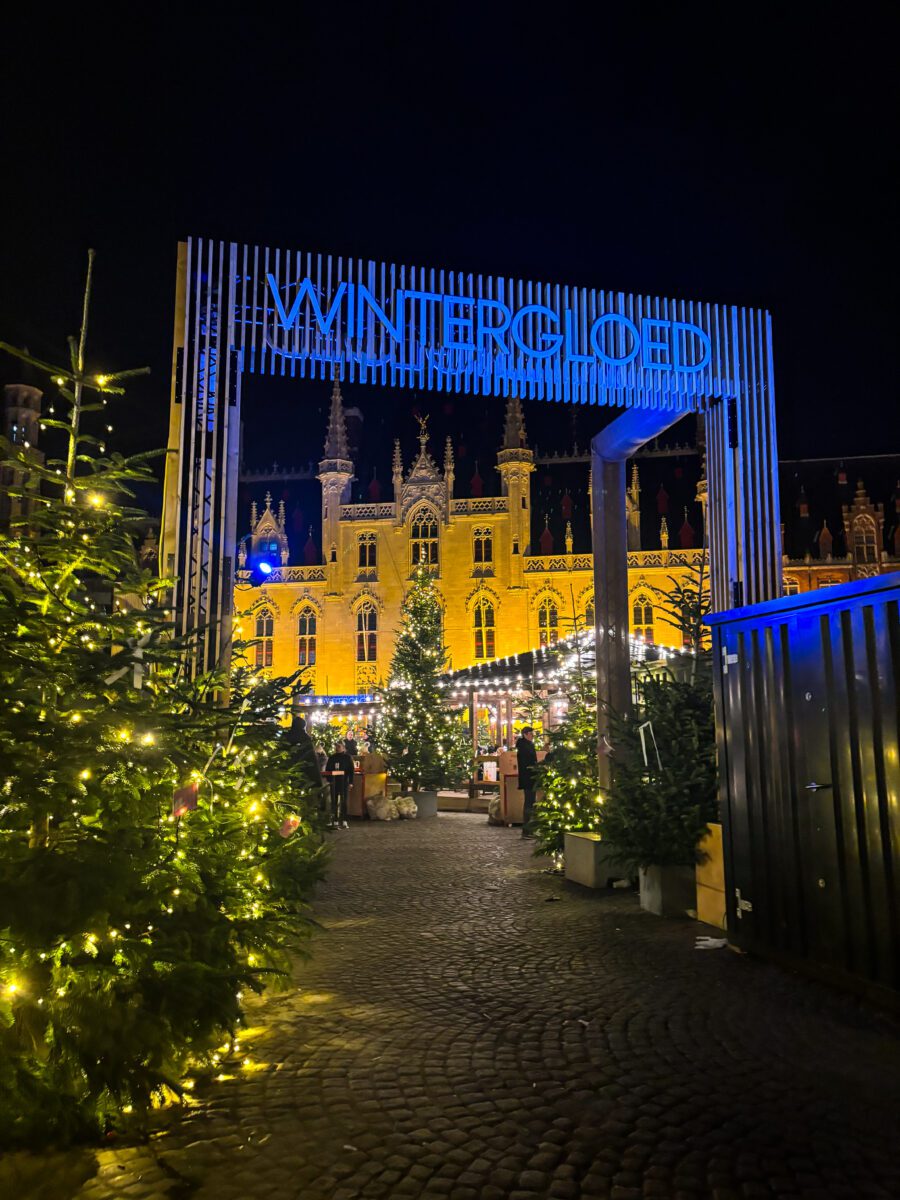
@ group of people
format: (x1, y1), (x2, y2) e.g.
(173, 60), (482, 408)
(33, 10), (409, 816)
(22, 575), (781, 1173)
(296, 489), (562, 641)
(286, 710), (545, 838)
(284, 713), (359, 829)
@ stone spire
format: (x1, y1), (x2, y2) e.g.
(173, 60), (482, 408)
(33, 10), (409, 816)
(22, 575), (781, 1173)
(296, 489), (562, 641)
(444, 435), (455, 499)
(317, 378), (354, 592)
(392, 438), (403, 488)
(626, 462), (641, 551)
(501, 394), (528, 450)
(629, 461), (640, 506)
(322, 377), (350, 461)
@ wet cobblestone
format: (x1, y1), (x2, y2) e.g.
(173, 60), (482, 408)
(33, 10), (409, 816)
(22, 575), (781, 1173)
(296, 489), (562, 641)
(15, 813), (900, 1198)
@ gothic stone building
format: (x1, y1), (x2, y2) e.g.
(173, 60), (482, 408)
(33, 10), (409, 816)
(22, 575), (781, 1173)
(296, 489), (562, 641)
(236, 384), (705, 695)
(233, 383), (899, 697)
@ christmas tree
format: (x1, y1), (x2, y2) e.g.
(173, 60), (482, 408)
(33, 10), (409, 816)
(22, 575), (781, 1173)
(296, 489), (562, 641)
(530, 636), (602, 859)
(598, 673), (717, 869)
(0, 253), (326, 1146)
(598, 566), (717, 869)
(378, 567), (470, 792)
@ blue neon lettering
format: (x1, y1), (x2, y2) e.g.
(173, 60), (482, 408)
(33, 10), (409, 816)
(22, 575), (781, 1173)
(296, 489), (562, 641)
(266, 275), (713, 379)
(476, 298), (512, 353)
(672, 322), (711, 372)
(641, 318), (672, 370)
(511, 304), (563, 360)
(355, 285), (402, 343)
(590, 313), (640, 366)
(564, 309), (593, 363)
(443, 296), (476, 351)
(267, 274), (347, 335)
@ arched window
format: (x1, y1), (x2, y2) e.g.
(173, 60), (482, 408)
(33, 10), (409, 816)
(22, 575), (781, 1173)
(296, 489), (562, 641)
(356, 602), (377, 662)
(297, 607), (317, 666)
(410, 509), (439, 570)
(584, 597), (595, 628)
(852, 516), (878, 564)
(254, 608), (274, 668)
(538, 598), (559, 647)
(632, 594), (654, 641)
(473, 598), (495, 660)
(358, 532), (377, 577)
(473, 527), (493, 565)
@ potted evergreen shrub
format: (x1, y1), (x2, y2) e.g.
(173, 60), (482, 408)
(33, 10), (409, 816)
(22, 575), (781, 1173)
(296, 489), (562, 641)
(379, 569), (470, 816)
(599, 673), (718, 916)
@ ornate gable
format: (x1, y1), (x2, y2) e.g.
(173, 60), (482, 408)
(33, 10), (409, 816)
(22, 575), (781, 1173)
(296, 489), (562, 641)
(400, 415), (448, 521)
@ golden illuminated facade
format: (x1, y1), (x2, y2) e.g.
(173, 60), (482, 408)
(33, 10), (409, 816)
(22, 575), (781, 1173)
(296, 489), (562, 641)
(234, 384), (705, 695)
(233, 383), (898, 695)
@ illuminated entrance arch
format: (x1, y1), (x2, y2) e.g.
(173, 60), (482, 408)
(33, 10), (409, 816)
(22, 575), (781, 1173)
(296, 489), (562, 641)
(161, 238), (780, 759)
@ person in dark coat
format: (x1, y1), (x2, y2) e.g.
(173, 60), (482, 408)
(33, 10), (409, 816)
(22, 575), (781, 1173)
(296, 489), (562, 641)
(325, 740), (356, 828)
(515, 726), (539, 838)
(285, 715), (323, 788)
(344, 734), (358, 757)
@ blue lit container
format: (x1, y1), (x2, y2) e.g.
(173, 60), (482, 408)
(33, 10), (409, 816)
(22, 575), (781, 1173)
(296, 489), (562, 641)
(706, 572), (900, 1000)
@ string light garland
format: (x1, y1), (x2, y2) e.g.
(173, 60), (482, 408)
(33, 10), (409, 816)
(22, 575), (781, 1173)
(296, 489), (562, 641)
(0, 260), (326, 1146)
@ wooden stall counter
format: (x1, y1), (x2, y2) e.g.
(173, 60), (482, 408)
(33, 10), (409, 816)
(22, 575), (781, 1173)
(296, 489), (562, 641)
(347, 752), (388, 818)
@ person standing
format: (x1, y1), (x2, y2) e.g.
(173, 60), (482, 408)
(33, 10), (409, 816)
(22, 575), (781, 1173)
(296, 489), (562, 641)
(515, 726), (539, 838)
(325, 740), (356, 828)
(284, 714), (323, 788)
(315, 743), (328, 777)
(344, 733), (358, 758)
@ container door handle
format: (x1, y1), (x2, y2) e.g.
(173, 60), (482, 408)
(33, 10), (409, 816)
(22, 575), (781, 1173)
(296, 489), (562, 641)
(804, 781), (832, 792)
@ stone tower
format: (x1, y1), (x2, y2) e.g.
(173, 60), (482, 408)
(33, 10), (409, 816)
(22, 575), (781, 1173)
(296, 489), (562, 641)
(317, 377), (354, 592)
(496, 394), (534, 588)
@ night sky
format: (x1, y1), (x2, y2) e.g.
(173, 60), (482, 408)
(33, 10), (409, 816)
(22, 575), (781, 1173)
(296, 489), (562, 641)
(2, 5), (896, 502)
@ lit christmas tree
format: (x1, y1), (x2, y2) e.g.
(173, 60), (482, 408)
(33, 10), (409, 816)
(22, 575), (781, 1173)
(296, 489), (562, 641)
(378, 567), (470, 792)
(598, 674), (717, 869)
(0, 253), (325, 1146)
(530, 644), (602, 860)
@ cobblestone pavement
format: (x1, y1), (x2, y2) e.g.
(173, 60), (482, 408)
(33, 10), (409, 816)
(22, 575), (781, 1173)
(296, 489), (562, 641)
(20, 814), (900, 1199)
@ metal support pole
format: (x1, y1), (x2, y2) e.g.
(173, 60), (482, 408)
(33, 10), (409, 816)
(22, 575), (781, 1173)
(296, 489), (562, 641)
(591, 407), (686, 788)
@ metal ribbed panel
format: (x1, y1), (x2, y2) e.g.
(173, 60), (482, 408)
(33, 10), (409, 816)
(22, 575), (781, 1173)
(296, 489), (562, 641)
(708, 574), (900, 996)
(168, 239), (783, 673)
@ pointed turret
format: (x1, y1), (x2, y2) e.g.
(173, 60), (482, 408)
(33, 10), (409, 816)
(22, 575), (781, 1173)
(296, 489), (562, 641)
(626, 462), (641, 551)
(496, 395), (535, 585)
(660, 516), (669, 550)
(501, 393), (528, 450)
(444, 436), (455, 500)
(322, 377), (350, 462)
(317, 377), (354, 591)
(249, 490), (291, 568)
(678, 506), (695, 549)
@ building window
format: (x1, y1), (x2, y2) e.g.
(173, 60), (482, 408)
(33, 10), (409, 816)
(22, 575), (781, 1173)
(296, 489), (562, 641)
(783, 577), (800, 596)
(473, 527), (493, 565)
(632, 594), (654, 641)
(584, 598), (595, 628)
(411, 509), (439, 570)
(473, 598), (495, 660)
(358, 532), (377, 577)
(538, 598), (559, 647)
(254, 608), (274, 668)
(852, 516), (878, 564)
(356, 602), (377, 662)
(356, 663), (377, 695)
(297, 607), (317, 666)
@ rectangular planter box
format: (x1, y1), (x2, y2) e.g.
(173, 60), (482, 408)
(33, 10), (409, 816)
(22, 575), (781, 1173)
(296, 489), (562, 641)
(564, 832), (631, 889)
(639, 864), (696, 917)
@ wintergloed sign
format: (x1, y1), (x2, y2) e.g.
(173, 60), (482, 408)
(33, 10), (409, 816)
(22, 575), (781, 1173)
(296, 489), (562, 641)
(239, 250), (755, 411)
